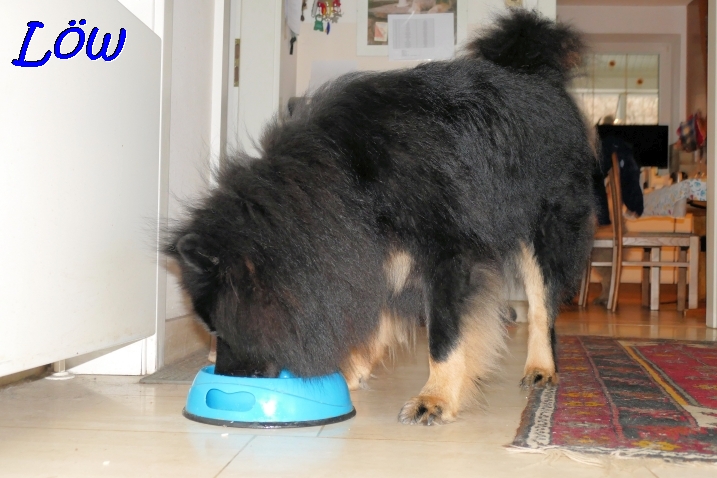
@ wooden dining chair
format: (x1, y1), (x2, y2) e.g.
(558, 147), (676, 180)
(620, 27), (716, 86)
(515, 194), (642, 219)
(579, 152), (699, 312)
(579, 153), (622, 311)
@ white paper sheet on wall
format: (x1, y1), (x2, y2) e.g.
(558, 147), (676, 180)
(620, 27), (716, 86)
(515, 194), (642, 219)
(285, 0), (303, 36)
(388, 13), (454, 61)
(308, 60), (359, 93)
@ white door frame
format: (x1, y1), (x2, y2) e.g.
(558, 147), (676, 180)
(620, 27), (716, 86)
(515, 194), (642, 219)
(707, 0), (716, 329)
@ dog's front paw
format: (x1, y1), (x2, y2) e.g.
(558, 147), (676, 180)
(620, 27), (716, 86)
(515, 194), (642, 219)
(398, 395), (455, 425)
(520, 368), (559, 389)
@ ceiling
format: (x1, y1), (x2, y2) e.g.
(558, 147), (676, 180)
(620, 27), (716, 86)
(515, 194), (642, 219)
(558, 0), (693, 6)
(592, 54), (659, 74)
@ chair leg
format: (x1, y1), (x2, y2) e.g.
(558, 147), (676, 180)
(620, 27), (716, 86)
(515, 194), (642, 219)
(610, 244), (623, 312)
(689, 236), (699, 309)
(650, 247), (661, 311)
(579, 258), (591, 307)
(607, 263), (616, 311)
(606, 245), (617, 312)
(641, 248), (650, 308)
(677, 247), (687, 312)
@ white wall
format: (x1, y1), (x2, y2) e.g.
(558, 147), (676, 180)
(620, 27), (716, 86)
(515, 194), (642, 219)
(279, 2), (298, 119)
(294, 1), (405, 96)
(296, 0), (556, 95)
(237, 0), (288, 155)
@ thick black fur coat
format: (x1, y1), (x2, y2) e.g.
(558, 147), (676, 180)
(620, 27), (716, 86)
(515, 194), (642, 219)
(166, 10), (595, 422)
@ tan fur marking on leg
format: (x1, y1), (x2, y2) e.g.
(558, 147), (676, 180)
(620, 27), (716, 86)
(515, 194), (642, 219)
(399, 270), (507, 425)
(519, 242), (556, 387)
(342, 310), (414, 390)
(344, 248), (415, 390)
(384, 250), (413, 295)
(399, 350), (466, 425)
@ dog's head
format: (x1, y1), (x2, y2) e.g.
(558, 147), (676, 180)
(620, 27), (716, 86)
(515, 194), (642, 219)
(165, 154), (385, 378)
(166, 208), (296, 378)
(170, 232), (222, 330)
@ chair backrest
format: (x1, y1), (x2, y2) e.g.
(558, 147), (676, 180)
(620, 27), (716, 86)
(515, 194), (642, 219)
(607, 152), (624, 244)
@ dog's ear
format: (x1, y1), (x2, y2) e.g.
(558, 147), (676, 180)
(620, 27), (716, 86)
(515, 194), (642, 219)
(175, 233), (220, 272)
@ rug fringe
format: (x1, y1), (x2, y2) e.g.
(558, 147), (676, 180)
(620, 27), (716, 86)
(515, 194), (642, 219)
(507, 446), (604, 467)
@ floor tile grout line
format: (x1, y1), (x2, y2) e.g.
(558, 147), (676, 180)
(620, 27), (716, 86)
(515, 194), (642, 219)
(0, 423), (520, 444)
(213, 435), (256, 478)
(301, 434), (520, 446)
(0, 422), (521, 447)
(0, 424), (320, 437)
(647, 467), (660, 478)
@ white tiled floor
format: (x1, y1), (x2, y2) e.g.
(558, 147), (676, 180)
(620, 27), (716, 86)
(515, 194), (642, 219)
(1, 290), (716, 477)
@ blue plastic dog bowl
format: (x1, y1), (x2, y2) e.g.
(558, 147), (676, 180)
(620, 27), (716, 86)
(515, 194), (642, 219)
(183, 366), (356, 428)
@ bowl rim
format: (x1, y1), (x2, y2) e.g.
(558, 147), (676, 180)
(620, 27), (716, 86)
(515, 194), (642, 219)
(182, 407), (356, 429)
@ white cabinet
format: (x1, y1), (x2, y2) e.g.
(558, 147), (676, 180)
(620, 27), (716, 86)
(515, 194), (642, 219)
(0, 0), (162, 377)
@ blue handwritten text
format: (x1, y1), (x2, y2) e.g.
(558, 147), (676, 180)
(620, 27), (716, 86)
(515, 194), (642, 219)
(12, 20), (126, 67)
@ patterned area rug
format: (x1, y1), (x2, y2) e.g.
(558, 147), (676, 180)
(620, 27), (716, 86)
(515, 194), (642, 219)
(512, 336), (717, 463)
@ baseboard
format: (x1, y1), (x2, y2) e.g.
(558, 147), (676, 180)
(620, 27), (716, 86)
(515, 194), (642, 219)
(164, 314), (211, 366)
(0, 365), (48, 388)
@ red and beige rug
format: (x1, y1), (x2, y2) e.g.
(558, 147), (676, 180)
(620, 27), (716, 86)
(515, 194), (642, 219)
(511, 336), (717, 463)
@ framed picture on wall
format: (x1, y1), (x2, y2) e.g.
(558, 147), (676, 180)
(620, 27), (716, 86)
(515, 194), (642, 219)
(357, 0), (468, 56)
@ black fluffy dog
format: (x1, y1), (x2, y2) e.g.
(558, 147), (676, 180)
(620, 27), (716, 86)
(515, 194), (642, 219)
(166, 10), (595, 425)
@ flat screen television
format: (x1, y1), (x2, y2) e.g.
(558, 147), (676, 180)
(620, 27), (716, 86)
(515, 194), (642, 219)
(596, 125), (669, 168)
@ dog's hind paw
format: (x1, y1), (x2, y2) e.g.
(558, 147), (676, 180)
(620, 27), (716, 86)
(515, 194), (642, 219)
(520, 369), (559, 389)
(398, 395), (455, 426)
(342, 367), (373, 391)
(344, 375), (370, 391)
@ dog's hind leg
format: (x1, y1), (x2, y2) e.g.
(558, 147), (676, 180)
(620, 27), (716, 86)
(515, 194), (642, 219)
(398, 256), (506, 425)
(342, 310), (414, 390)
(342, 250), (419, 390)
(518, 242), (558, 388)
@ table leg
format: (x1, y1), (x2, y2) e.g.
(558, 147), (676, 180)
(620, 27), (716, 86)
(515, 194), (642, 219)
(641, 248), (650, 307)
(677, 248), (686, 312)
(689, 236), (699, 309)
(650, 247), (660, 311)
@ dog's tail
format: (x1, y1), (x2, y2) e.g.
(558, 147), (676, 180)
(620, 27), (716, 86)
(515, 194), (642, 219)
(465, 9), (583, 83)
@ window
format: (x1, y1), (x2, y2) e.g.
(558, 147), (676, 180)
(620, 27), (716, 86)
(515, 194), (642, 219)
(571, 54), (659, 126)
